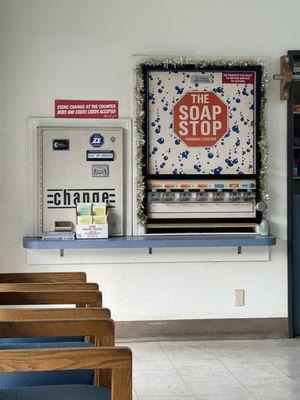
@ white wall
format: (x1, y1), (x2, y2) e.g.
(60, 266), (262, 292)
(0, 0), (294, 321)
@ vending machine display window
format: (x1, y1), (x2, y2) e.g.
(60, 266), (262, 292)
(135, 59), (267, 234)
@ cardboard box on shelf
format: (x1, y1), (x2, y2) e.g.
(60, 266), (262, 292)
(76, 202), (109, 239)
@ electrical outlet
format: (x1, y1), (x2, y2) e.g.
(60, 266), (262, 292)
(234, 289), (245, 306)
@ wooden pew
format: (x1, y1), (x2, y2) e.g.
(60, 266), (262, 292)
(0, 346), (132, 400)
(0, 282), (99, 291)
(0, 272), (87, 283)
(0, 291), (102, 308)
(0, 307), (111, 320)
(0, 319), (114, 347)
(0, 318), (115, 388)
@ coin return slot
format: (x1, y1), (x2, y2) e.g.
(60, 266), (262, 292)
(162, 191), (175, 201)
(196, 190), (208, 201)
(213, 190), (225, 201)
(180, 190), (192, 202)
(149, 191), (161, 202)
(229, 190), (241, 201)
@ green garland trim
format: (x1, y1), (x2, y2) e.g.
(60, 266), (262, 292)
(135, 57), (269, 225)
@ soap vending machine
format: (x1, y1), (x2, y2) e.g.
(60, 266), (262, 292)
(37, 127), (123, 236)
(141, 64), (264, 234)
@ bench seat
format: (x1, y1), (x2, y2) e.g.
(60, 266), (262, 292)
(0, 384), (110, 400)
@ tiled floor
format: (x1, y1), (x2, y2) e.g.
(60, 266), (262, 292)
(120, 338), (300, 400)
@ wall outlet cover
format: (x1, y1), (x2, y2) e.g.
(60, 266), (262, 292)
(235, 289), (245, 306)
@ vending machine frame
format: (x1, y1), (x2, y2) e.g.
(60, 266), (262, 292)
(135, 60), (266, 234)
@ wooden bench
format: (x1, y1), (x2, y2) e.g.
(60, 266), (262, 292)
(0, 307), (111, 320)
(0, 319), (115, 388)
(0, 346), (132, 400)
(0, 272), (87, 283)
(0, 291), (102, 308)
(0, 282), (99, 291)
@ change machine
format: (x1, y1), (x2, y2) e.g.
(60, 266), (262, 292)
(37, 127), (124, 236)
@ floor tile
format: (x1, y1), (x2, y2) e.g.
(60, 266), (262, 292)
(160, 340), (217, 362)
(134, 359), (176, 374)
(134, 378), (192, 397)
(179, 369), (248, 395)
(128, 341), (170, 362)
(138, 397), (196, 400)
(242, 377), (297, 395)
(218, 354), (272, 368)
(133, 387), (139, 400)
(229, 364), (288, 381)
(266, 352), (300, 364)
(187, 383), (251, 396)
(179, 367), (238, 382)
(202, 339), (258, 352)
(254, 393), (300, 400)
(195, 394), (255, 400)
(160, 340), (207, 350)
(129, 338), (300, 399)
(172, 357), (228, 371)
(133, 361), (192, 397)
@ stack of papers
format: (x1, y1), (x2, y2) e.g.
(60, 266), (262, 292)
(42, 232), (75, 241)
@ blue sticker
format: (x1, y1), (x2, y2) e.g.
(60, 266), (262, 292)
(90, 133), (104, 148)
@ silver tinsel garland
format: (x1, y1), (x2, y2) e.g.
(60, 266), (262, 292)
(134, 57), (269, 225)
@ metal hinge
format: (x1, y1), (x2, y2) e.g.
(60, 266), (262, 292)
(273, 55), (292, 100)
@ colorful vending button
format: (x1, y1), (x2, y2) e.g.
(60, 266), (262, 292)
(180, 184), (191, 189)
(151, 184), (161, 189)
(198, 184), (208, 188)
(240, 183), (254, 189)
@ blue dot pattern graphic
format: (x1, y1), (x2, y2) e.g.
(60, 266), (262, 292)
(147, 71), (255, 175)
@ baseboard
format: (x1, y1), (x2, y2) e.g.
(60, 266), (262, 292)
(116, 318), (289, 342)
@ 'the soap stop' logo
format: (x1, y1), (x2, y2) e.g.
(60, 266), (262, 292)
(173, 91), (228, 147)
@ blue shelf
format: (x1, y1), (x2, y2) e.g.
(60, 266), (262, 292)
(23, 235), (276, 250)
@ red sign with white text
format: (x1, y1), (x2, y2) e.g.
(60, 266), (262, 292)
(55, 100), (119, 119)
(173, 91), (228, 147)
(222, 72), (254, 84)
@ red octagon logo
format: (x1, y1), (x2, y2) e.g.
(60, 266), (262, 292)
(173, 91), (228, 147)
